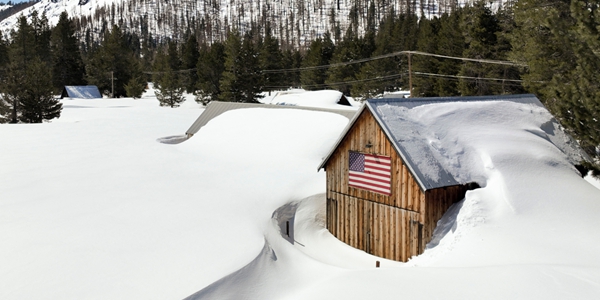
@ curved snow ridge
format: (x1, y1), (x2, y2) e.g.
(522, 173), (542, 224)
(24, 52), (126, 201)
(183, 194), (403, 299)
(182, 239), (278, 300)
(183, 199), (343, 300)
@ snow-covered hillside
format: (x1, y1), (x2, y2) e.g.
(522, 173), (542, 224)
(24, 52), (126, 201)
(0, 0), (119, 35)
(1, 92), (599, 299)
(0, 0), (504, 43)
(0, 4), (11, 12)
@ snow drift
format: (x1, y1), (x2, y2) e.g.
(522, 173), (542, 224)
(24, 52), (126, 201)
(1, 95), (599, 300)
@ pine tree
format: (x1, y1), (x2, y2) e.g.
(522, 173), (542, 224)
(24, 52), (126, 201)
(1, 16), (59, 123)
(51, 11), (86, 92)
(300, 32), (334, 90)
(181, 34), (200, 93)
(219, 29), (263, 103)
(0, 34), (9, 122)
(259, 23), (283, 92)
(458, 1), (502, 96)
(153, 42), (184, 107)
(219, 29), (244, 102)
(196, 41), (225, 105)
(237, 29), (263, 102)
(435, 11), (465, 96)
(18, 57), (61, 123)
(511, 0), (600, 162)
(3, 15), (37, 123)
(281, 48), (302, 88)
(353, 10), (402, 98)
(0, 33), (8, 74)
(30, 11), (51, 64)
(412, 17), (440, 97)
(86, 25), (135, 97)
(326, 26), (371, 96)
(124, 59), (146, 99)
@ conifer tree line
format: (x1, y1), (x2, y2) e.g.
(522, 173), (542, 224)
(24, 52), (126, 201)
(0, 0), (599, 168)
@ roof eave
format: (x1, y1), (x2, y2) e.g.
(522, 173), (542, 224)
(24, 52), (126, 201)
(318, 103), (368, 171)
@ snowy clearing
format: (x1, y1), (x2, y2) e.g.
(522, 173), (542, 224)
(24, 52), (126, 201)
(1, 92), (600, 300)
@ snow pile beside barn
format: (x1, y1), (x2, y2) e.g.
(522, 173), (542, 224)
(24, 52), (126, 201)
(185, 96), (600, 299)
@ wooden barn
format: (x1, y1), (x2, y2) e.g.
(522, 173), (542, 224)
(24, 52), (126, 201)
(318, 94), (587, 262)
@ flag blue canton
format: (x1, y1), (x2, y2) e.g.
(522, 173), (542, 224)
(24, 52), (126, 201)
(349, 151), (365, 172)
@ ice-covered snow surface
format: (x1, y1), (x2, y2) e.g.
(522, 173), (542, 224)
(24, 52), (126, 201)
(1, 91), (600, 300)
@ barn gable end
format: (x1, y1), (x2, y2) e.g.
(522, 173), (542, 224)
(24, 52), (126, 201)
(320, 94), (589, 262)
(323, 106), (466, 262)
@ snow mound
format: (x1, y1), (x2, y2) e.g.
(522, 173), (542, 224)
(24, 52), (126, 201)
(261, 89), (360, 110)
(184, 99), (600, 300)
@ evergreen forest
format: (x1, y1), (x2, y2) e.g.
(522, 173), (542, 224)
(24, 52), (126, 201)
(0, 0), (599, 170)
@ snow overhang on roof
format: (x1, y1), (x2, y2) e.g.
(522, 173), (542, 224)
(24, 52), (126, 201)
(185, 101), (358, 137)
(319, 94), (589, 191)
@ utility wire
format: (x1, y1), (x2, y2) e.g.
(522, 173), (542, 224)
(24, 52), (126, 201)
(405, 51), (527, 67)
(261, 50), (527, 74)
(144, 51), (526, 75)
(413, 72), (525, 82)
(143, 68), (197, 75)
(264, 73), (407, 89)
(142, 51), (527, 90)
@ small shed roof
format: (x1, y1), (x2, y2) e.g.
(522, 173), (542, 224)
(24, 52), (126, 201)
(61, 86), (102, 99)
(185, 101), (358, 137)
(262, 90), (357, 109)
(319, 94), (589, 191)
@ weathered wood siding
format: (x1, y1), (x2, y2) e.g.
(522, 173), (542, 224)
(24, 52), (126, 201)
(325, 109), (424, 212)
(421, 185), (467, 248)
(324, 108), (466, 262)
(327, 192), (421, 262)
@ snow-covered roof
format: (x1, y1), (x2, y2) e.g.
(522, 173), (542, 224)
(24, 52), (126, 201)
(185, 101), (358, 137)
(61, 86), (102, 99)
(261, 89), (359, 110)
(320, 94), (589, 191)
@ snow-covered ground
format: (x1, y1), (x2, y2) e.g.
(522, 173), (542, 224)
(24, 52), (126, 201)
(1, 91), (600, 299)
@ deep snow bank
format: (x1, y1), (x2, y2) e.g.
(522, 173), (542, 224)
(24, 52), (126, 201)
(185, 100), (600, 300)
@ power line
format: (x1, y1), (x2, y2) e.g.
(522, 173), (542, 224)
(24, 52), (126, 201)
(142, 51), (527, 92)
(143, 68), (197, 75)
(261, 50), (527, 74)
(413, 72), (525, 83)
(405, 51), (527, 67)
(264, 73), (407, 89)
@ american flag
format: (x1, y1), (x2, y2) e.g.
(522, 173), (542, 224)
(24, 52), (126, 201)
(348, 151), (392, 195)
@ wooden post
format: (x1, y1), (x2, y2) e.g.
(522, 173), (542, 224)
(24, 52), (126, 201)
(11, 96), (17, 123)
(408, 52), (413, 98)
(376, 260), (380, 268)
(111, 71), (114, 98)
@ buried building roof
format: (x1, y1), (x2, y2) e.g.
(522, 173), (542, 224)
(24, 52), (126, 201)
(61, 86), (102, 99)
(261, 89), (358, 109)
(185, 101), (358, 137)
(319, 94), (590, 191)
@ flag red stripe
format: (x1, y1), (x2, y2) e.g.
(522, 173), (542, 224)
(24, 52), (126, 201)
(349, 179), (391, 191)
(349, 171), (391, 184)
(365, 166), (390, 173)
(349, 182), (391, 194)
(365, 157), (391, 165)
